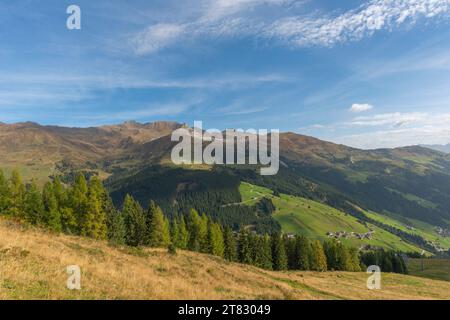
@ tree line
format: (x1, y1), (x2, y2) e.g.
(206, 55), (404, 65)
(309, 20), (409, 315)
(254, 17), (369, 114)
(0, 169), (407, 274)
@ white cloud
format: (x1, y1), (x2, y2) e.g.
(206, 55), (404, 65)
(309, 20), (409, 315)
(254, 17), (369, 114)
(266, 0), (450, 47)
(131, 23), (186, 55)
(348, 112), (427, 127)
(317, 111), (450, 149)
(349, 103), (374, 113)
(131, 0), (450, 54)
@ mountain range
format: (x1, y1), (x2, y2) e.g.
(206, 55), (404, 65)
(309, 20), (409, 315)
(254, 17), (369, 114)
(1, 121), (449, 254)
(422, 143), (450, 154)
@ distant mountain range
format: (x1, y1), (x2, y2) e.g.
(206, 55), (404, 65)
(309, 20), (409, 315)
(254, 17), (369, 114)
(422, 143), (450, 154)
(1, 121), (450, 253)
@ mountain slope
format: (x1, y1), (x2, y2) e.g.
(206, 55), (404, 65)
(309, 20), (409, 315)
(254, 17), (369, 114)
(1, 218), (449, 300)
(239, 182), (449, 252)
(2, 121), (450, 246)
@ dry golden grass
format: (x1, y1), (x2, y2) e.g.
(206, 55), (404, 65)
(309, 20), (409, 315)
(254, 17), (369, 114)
(0, 218), (449, 300)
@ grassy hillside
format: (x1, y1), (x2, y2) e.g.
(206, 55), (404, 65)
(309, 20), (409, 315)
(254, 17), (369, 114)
(363, 210), (450, 251)
(0, 218), (449, 300)
(239, 182), (424, 253)
(408, 259), (450, 282)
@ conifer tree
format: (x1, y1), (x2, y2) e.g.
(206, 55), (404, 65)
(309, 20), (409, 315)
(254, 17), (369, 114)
(170, 217), (180, 247)
(69, 174), (88, 232)
(348, 247), (362, 272)
(337, 244), (352, 271)
(223, 226), (237, 262)
(42, 182), (62, 232)
(254, 234), (273, 270)
(52, 176), (66, 207)
(146, 200), (170, 247)
(78, 178), (108, 239)
(60, 207), (78, 234)
(122, 194), (147, 246)
(8, 169), (25, 218)
(199, 213), (209, 252)
(187, 209), (202, 251)
(207, 221), (225, 257)
(24, 180), (45, 225)
(310, 240), (327, 272)
(238, 229), (253, 264)
(51, 176), (77, 233)
(0, 169), (10, 214)
(285, 236), (297, 270)
(271, 233), (288, 271)
(323, 240), (340, 271)
(176, 215), (189, 249)
(295, 236), (311, 270)
(108, 210), (126, 245)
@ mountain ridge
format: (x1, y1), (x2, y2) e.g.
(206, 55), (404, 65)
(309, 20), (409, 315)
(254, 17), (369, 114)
(2, 120), (450, 239)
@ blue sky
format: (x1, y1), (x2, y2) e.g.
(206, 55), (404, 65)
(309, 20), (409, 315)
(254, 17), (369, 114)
(1, 0), (450, 148)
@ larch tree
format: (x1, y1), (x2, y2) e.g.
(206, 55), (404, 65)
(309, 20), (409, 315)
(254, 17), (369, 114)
(207, 221), (225, 257)
(8, 169), (25, 218)
(187, 209), (202, 252)
(146, 200), (170, 247)
(310, 240), (328, 272)
(69, 174), (88, 232)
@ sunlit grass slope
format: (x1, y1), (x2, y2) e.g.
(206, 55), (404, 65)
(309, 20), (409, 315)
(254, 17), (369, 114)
(1, 218), (449, 300)
(239, 182), (423, 253)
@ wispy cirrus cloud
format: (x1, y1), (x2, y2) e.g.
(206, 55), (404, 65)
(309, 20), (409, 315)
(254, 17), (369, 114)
(131, 0), (450, 54)
(347, 112), (427, 127)
(266, 0), (450, 47)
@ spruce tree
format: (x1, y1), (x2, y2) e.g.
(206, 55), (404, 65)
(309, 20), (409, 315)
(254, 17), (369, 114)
(122, 194), (147, 246)
(170, 217), (180, 247)
(254, 234), (272, 270)
(146, 200), (170, 247)
(323, 240), (339, 271)
(0, 169), (10, 214)
(271, 233), (288, 271)
(24, 180), (45, 225)
(238, 229), (253, 264)
(295, 236), (311, 270)
(108, 211), (126, 245)
(285, 236), (297, 270)
(223, 226), (238, 262)
(42, 182), (62, 232)
(177, 215), (189, 249)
